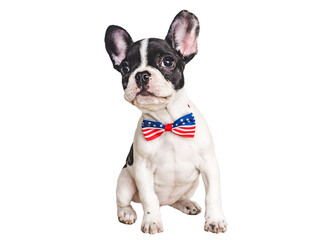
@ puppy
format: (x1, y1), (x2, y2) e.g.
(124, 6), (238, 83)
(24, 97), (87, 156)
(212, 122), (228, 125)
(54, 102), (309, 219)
(105, 10), (227, 234)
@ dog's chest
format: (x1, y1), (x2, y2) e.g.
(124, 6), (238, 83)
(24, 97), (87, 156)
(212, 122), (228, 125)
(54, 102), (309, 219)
(154, 138), (198, 180)
(143, 134), (200, 203)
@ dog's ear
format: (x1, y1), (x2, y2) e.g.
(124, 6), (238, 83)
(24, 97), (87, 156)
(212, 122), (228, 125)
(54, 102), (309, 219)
(165, 10), (200, 63)
(105, 25), (133, 71)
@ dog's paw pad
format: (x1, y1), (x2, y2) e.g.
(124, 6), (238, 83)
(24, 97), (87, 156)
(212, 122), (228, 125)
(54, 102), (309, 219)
(117, 206), (137, 225)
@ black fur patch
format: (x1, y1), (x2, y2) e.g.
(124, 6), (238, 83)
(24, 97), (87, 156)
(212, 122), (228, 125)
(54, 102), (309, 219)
(147, 38), (185, 90)
(120, 41), (142, 90)
(123, 144), (134, 168)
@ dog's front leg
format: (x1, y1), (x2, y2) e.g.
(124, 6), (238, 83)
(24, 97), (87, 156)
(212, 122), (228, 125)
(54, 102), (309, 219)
(200, 150), (228, 233)
(133, 154), (163, 234)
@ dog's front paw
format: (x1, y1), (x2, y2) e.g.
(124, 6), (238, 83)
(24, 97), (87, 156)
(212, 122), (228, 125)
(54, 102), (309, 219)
(204, 216), (228, 233)
(141, 213), (163, 234)
(117, 206), (137, 225)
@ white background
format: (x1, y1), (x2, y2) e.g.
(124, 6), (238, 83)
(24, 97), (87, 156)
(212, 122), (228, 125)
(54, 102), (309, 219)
(1, 0), (320, 239)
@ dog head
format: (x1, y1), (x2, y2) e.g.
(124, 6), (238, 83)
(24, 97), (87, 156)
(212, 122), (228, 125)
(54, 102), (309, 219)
(105, 10), (199, 110)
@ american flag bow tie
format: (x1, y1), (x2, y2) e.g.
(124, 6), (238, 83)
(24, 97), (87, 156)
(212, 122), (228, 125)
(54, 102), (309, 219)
(141, 113), (196, 141)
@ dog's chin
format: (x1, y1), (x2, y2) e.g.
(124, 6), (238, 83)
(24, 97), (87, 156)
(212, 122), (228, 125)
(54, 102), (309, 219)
(132, 91), (173, 110)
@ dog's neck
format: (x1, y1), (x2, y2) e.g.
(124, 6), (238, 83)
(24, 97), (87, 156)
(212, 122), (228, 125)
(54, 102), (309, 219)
(140, 89), (191, 124)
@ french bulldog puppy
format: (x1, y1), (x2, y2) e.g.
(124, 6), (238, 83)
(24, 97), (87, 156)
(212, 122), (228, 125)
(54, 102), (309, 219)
(105, 10), (227, 234)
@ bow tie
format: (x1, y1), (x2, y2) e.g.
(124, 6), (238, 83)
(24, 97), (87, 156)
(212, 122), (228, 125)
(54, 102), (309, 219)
(141, 113), (196, 141)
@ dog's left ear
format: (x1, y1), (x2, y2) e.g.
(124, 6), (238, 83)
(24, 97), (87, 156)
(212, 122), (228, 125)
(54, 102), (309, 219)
(165, 10), (200, 63)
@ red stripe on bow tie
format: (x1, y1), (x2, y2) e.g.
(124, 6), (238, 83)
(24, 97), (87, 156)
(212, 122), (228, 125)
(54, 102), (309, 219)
(142, 128), (165, 141)
(172, 128), (196, 134)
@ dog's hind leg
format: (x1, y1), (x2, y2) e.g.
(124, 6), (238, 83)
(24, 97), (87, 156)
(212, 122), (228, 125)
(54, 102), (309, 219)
(116, 168), (137, 224)
(170, 178), (201, 215)
(171, 199), (202, 215)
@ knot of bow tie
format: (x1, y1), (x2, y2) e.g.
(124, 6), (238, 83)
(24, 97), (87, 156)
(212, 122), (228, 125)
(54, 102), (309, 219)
(141, 113), (196, 141)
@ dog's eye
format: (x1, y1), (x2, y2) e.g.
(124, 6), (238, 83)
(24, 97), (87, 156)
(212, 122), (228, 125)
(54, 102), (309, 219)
(121, 63), (130, 74)
(162, 57), (175, 68)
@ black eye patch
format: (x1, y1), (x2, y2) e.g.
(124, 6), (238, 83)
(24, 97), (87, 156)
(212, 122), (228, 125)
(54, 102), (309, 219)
(120, 41), (142, 89)
(146, 39), (186, 90)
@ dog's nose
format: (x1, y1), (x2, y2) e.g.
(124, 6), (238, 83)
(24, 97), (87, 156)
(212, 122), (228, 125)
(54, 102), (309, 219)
(135, 71), (151, 88)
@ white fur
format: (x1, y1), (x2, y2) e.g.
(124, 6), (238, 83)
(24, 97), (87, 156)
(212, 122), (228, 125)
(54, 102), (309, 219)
(139, 39), (149, 67)
(116, 88), (227, 234)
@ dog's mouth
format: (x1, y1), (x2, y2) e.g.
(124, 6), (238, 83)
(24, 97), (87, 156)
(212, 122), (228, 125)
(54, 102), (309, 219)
(136, 90), (172, 100)
(137, 89), (155, 97)
(132, 89), (173, 107)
